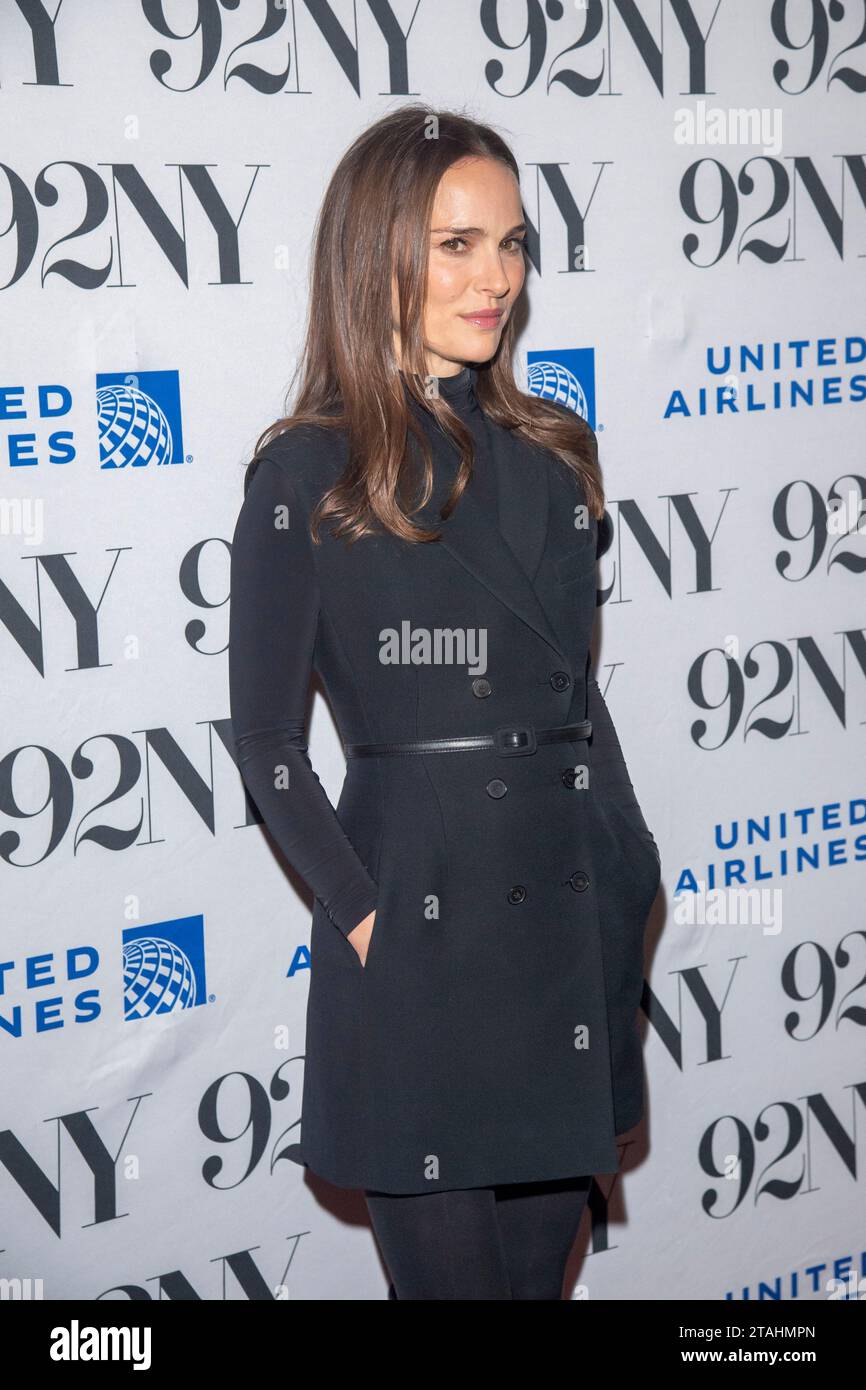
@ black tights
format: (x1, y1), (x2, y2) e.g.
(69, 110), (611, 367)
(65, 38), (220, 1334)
(364, 1174), (592, 1300)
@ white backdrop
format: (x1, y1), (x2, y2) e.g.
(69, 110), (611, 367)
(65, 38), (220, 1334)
(2, 0), (865, 1301)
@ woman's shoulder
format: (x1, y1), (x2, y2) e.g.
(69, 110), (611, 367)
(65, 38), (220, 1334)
(519, 398), (612, 556)
(529, 394), (598, 450)
(245, 417), (349, 500)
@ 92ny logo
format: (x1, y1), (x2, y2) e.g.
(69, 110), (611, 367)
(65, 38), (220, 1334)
(6, 0), (866, 99)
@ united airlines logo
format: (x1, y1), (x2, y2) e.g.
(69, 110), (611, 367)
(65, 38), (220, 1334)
(527, 349), (597, 430)
(122, 913), (208, 1020)
(96, 369), (184, 468)
(662, 331), (866, 421)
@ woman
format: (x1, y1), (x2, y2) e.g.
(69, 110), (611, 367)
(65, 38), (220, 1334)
(228, 105), (661, 1300)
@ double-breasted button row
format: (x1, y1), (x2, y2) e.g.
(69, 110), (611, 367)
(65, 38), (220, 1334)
(489, 770), (586, 795)
(472, 674), (572, 697)
(505, 877), (588, 903)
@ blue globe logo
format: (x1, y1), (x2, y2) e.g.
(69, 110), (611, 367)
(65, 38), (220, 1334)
(97, 383), (174, 468)
(527, 361), (589, 421)
(123, 936), (198, 1019)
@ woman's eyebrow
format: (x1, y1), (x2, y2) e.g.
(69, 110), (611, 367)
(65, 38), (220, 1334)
(430, 223), (527, 236)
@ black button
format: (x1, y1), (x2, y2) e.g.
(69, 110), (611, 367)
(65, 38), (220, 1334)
(550, 671), (571, 692)
(472, 677), (492, 698)
(562, 768), (577, 788)
(507, 885), (526, 904)
(569, 870), (589, 893)
(486, 778), (508, 799)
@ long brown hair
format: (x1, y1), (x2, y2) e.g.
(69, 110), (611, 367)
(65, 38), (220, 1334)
(250, 104), (604, 543)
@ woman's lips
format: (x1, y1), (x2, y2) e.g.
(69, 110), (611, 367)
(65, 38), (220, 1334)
(459, 311), (504, 330)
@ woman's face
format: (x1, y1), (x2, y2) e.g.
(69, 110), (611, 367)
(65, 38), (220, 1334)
(392, 155), (527, 378)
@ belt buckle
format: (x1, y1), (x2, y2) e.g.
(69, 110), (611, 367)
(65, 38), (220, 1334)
(494, 724), (537, 756)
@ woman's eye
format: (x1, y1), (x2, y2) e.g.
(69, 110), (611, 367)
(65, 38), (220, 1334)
(439, 236), (525, 254)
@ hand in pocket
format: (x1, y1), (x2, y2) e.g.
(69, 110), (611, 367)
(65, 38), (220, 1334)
(347, 908), (376, 968)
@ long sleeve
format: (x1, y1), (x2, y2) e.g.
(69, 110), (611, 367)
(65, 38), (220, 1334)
(228, 453), (379, 937)
(585, 673), (635, 782)
(586, 508), (622, 767)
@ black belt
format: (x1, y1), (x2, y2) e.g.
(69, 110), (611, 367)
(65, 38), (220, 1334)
(344, 720), (592, 759)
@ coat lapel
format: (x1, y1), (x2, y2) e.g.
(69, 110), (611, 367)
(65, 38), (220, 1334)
(410, 404), (571, 669)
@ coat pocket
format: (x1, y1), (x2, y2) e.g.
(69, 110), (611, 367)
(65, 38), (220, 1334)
(363, 905), (384, 975)
(346, 905), (381, 977)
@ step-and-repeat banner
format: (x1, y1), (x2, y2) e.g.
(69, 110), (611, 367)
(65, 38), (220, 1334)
(2, 1), (864, 1301)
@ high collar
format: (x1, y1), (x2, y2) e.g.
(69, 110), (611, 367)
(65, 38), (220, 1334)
(399, 366), (480, 415)
(434, 365), (478, 400)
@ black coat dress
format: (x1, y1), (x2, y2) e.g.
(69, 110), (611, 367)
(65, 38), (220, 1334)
(228, 366), (660, 1194)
